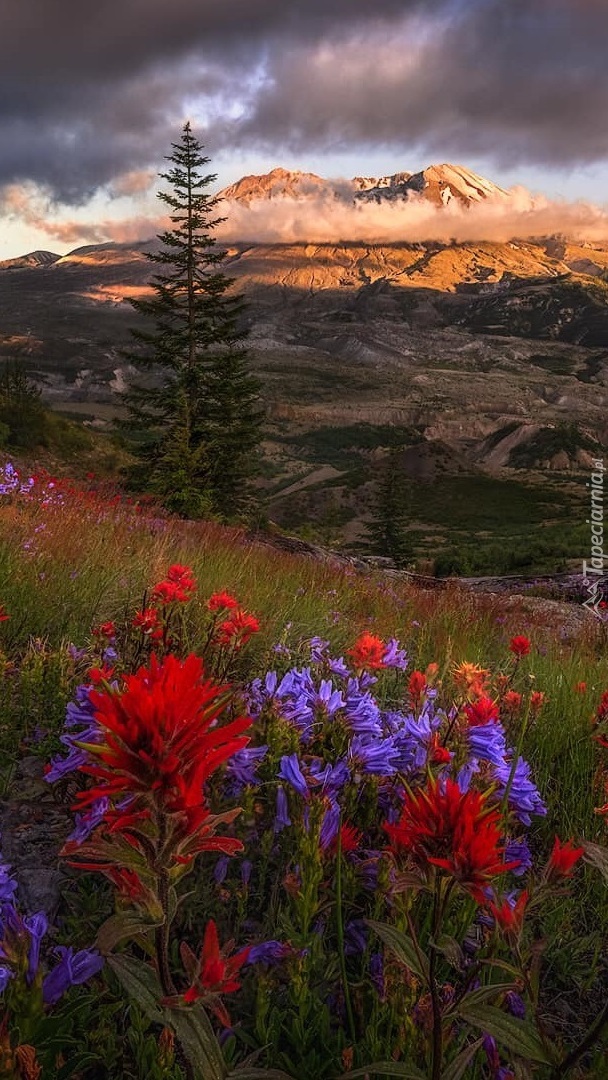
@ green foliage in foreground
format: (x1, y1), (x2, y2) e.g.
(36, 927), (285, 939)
(0, 480), (607, 1076)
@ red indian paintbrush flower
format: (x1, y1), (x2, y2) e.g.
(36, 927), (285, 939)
(596, 691), (608, 723)
(408, 670), (428, 706)
(429, 735), (451, 765)
(152, 581), (189, 605)
(384, 777), (520, 902)
(348, 632), (386, 670)
(594, 690), (608, 750)
(76, 653), (251, 814)
(488, 889), (529, 935)
(180, 919), (250, 1023)
(529, 691), (546, 714)
(546, 837), (584, 879)
(327, 822), (362, 857)
(465, 696), (500, 726)
(207, 591), (239, 612)
(215, 610), (260, 648)
(150, 565), (196, 605)
(132, 607), (161, 635)
(501, 691), (523, 716)
(166, 563), (196, 589)
(509, 635), (531, 658)
(0, 605), (10, 622)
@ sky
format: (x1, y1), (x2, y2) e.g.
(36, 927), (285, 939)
(1, 0), (608, 259)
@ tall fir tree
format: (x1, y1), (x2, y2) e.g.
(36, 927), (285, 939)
(124, 122), (261, 519)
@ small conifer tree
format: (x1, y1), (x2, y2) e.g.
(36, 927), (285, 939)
(124, 123), (261, 518)
(0, 361), (46, 448)
(367, 446), (415, 568)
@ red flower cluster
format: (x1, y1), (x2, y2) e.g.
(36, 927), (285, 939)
(0, 605), (9, 623)
(509, 635), (531, 658)
(92, 621), (116, 640)
(348, 632), (386, 671)
(181, 919), (250, 1022)
(429, 735), (451, 765)
(88, 664), (116, 685)
(385, 777), (519, 902)
(501, 690), (522, 716)
(152, 564), (196, 605)
(132, 607), (162, 639)
(408, 670), (428, 707)
(328, 822), (362, 857)
(546, 837), (584, 879)
(488, 889), (528, 935)
(215, 610), (260, 649)
(597, 680), (608, 764)
(78, 653), (251, 815)
(64, 654), (252, 894)
(207, 591), (239, 612)
(595, 690), (608, 725)
(464, 696), (499, 726)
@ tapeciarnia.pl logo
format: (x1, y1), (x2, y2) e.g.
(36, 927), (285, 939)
(582, 458), (606, 619)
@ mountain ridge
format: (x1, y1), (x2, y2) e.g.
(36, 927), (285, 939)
(218, 162), (514, 209)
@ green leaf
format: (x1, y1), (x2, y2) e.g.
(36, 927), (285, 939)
(582, 840), (608, 882)
(440, 1038), (484, 1080)
(429, 934), (465, 971)
(446, 982), (516, 1016)
(108, 959), (227, 1080)
(478, 957), (523, 980)
(366, 920), (429, 983)
(106, 954), (165, 1025)
(55, 1053), (103, 1080)
(96, 911), (163, 954)
(168, 1003), (226, 1080)
(226, 1069), (297, 1079)
(339, 1064), (426, 1079)
(457, 1003), (555, 1065)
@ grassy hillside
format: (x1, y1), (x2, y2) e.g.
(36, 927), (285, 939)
(0, 461), (607, 1077)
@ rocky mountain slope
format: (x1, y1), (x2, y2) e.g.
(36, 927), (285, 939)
(1, 163), (607, 562)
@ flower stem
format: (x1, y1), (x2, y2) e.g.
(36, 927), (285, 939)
(500, 706), (531, 820)
(155, 812), (177, 998)
(429, 878), (444, 1080)
(335, 825), (357, 1046)
(155, 883), (176, 998)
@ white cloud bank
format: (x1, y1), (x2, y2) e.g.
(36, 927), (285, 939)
(215, 186), (608, 246)
(3, 180), (608, 253)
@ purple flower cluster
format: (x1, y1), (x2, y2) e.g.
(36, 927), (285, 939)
(493, 756), (547, 825)
(244, 639), (547, 860)
(45, 681), (103, 782)
(0, 845), (103, 1005)
(0, 462), (35, 496)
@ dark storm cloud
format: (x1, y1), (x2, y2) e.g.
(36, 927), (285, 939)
(0, 0), (442, 198)
(0, 0), (607, 201)
(0, 0), (433, 77)
(225, 0), (608, 168)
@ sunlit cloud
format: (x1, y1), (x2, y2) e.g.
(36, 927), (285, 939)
(216, 186), (608, 245)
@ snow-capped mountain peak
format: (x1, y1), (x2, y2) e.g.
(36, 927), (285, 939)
(355, 164), (511, 206)
(218, 163), (511, 210)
